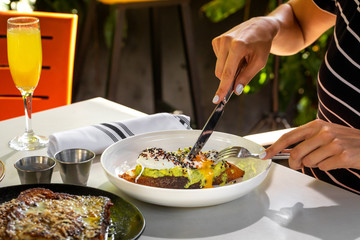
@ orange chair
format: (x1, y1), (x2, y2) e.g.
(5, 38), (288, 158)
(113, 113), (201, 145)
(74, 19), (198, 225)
(0, 11), (77, 120)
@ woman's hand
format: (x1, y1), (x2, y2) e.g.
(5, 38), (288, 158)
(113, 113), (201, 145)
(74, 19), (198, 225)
(265, 119), (360, 171)
(211, 16), (279, 103)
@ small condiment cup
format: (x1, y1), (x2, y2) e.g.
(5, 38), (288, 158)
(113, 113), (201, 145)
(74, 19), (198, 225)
(14, 156), (56, 184)
(54, 148), (95, 186)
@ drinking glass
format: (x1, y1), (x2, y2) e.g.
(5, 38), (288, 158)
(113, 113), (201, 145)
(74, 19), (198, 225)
(7, 17), (48, 150)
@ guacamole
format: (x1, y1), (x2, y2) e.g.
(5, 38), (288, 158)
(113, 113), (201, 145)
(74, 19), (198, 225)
(134, 160), (229, 188)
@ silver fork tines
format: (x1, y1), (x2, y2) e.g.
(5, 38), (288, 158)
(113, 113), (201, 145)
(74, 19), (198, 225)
(216, 146), (290, 163)
(216, 146), (265, 162)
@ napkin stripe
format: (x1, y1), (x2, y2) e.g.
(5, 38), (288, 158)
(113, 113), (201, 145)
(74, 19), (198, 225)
(93, 125), (118, 142)
(115, 122), (134, 136)
(101, 123), (126, 139)
(174, 115), (191, 129)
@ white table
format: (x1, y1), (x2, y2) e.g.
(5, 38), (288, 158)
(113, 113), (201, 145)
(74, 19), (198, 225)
(1, 97), (359, 240)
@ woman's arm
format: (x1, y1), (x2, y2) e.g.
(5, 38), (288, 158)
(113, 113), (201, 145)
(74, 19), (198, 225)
(271, 0), (336, 55)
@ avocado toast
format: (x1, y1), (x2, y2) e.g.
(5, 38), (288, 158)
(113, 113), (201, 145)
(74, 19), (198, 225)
(119, 147), (244, 189)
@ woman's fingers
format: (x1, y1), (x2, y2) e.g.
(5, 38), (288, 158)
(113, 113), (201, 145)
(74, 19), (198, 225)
(213, 36), (230, 80)
(212, 18), (276, 104)
(289, 128), (335, 168)
(265, 119), (360, 171)
(265, 127), (309, 159)
(213, 43), (247, 103)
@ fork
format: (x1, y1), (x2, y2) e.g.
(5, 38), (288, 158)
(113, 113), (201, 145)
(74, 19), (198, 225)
(216, 146), (290, 163)
(216, 146), (266, 162)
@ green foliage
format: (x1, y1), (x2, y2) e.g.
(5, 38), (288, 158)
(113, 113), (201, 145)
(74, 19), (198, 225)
(201, 0), (247, 22)
(276, 29), (331, 125)
(103, 5), (117, 49)
(243, 55), (275, 95)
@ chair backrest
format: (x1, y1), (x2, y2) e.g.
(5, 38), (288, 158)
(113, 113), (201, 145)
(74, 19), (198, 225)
(0, 10), (77, 120)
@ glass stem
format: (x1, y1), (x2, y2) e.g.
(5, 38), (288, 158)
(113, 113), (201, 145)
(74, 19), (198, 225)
(21, 90), (35, 137)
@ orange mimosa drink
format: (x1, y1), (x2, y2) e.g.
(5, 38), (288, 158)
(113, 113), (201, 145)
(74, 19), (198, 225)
(7, 16), (48, 151)
(7, 27), (42, 91)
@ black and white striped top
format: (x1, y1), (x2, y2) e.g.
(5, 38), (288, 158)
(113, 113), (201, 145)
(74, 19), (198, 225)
(303, 0), (360, 194)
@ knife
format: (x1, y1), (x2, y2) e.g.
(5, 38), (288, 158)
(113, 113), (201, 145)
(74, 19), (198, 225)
(186, 59), (247, 161)
(186, 88), (233, 161)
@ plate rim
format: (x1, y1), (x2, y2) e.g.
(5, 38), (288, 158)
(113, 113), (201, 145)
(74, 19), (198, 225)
(0, 160), (5, 182)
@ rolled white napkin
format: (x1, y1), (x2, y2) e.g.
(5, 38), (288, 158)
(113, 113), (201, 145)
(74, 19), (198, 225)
(47, 113), (191, 157)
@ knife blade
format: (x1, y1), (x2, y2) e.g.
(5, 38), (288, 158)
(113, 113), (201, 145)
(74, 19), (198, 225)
(186, 88), (233, 161)
(186, 58), (247, 161)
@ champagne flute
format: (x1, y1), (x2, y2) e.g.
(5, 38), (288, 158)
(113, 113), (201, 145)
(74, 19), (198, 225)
(7, 16), (48, 150)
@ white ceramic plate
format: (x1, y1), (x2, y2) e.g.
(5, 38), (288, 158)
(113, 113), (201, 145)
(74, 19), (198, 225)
(101, 130), (271, 207)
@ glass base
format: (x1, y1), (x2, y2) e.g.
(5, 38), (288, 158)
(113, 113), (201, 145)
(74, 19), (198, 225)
(9, 132), (48, 151)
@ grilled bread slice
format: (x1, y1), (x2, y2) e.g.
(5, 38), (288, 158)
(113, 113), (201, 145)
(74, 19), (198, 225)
(0, 188), (113, 240)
